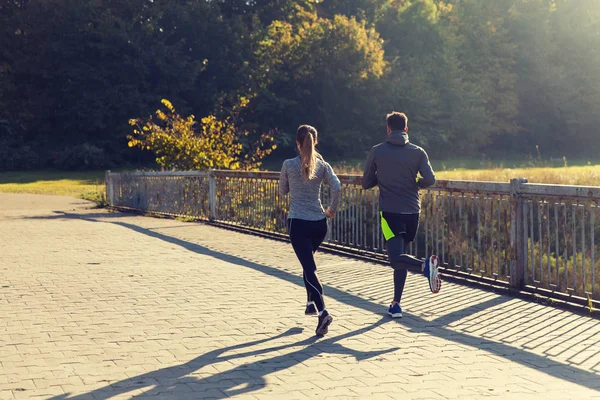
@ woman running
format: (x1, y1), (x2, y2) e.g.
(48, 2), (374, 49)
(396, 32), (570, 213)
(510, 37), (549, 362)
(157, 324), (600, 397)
(279, 125), (341, 336)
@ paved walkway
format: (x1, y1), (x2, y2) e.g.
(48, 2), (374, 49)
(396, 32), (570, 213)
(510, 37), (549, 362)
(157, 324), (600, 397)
(1, 193), (599, 400)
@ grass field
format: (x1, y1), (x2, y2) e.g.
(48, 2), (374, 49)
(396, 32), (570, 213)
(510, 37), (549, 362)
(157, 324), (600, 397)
(0, 170), (106, 203)
(436, 165), (600, 186)
(333, 163), (600, 186)
(334, 155), (600, 172)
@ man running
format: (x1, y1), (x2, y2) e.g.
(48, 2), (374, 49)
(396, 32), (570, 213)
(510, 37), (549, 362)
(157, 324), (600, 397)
(362, 112), (441, 318)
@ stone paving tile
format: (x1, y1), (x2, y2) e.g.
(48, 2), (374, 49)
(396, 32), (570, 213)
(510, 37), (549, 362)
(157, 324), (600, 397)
(1, 192), (599, 399)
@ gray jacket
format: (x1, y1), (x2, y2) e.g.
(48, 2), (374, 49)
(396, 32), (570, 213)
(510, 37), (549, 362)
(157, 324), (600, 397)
(279, 156), (342, 220)
(362, 131), (435, 214)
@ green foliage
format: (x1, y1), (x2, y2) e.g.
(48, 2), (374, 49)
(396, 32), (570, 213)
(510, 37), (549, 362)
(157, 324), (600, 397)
(252, 10), (387, 155)
(80, 190), (108, 208)
(375, 0), (519, 153)
(0, 143), (40, 171)
(0, 120), (40, 170)
(508, 0), (600, 154)
(175, 216), (198, 223)
(0, 0), (253, 169)
(128, 99), (276, 171)
(55, 144), (109, 171)
(2, 0), (600, 169)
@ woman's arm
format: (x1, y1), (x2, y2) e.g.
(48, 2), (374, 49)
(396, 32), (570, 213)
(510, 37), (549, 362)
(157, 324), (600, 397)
(278, 160), (290, 195)
(324, 162), (342, 216)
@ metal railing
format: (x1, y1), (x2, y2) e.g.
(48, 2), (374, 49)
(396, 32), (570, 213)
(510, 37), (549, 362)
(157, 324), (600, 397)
(106, 170), (600, 305)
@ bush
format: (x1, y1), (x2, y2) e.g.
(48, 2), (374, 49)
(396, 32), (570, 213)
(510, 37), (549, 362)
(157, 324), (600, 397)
(54, 143), (109, 170)
(0, 144), (41, 171)
(128, 98), (276, 171)
(80, 190), (108, 208)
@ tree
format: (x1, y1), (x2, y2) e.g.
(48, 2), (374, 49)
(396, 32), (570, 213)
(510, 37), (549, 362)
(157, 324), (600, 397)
(3, 0), (600, 169)
(317, 0), (389, 22)
(1, 0), (208, 166)
(0, 0), (263, 168)
(250, 9), (387, 157)
(450, 0), (519, 138)
(507, 0), (600, 155)
(375, 0), (519, 155)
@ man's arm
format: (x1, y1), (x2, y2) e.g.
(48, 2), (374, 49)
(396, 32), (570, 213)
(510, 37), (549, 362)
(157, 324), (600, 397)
(361, 147), (378, 190)
(417, 149), (436, 189)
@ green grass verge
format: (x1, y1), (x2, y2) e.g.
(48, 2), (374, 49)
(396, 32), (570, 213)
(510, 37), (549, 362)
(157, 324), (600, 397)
(0, 170), (107, 205)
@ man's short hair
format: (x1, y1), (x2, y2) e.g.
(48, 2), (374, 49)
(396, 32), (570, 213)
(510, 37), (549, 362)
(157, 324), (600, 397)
(386, 112), (408, 131)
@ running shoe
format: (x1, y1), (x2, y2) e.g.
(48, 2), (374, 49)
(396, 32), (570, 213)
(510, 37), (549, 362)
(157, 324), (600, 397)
(316, 310), (333, 336)
(423, 255), (441, 293)
(305, 302), (317, 316)
(388, 303), (403, 318)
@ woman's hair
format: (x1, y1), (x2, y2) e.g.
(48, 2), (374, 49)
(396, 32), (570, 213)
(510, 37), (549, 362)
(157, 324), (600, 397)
(296, 125), (320, 181)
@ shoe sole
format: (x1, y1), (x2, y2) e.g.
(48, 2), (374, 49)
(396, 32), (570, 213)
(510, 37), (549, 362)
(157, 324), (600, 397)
(429, 255), (441, 293)
(388, 311), (403, 318)
(316, 315), (333, 336)
(305, 312), (318, 316)
(432, 275), (441, 293)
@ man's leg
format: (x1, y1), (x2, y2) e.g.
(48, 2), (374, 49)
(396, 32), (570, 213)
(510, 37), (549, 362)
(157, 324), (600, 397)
(386, 234), (423, 272)
(393, 268), (407, 304)
(388, 235), (418, 303)
(387, 234), (441, 294)
(382, 212), (441, 314)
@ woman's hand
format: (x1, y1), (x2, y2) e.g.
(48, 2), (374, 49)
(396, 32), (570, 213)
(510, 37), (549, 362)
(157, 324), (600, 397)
(325, 208), (335, 219)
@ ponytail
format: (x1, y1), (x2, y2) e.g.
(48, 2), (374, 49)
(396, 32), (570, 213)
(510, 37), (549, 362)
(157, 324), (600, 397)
(296, 125), (320, 181)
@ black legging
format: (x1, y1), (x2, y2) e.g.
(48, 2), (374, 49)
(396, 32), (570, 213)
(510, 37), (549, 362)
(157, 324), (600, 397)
(381, 212), (423, 304)
(288, 218), (328, 312)
(386, 234), (423, 303)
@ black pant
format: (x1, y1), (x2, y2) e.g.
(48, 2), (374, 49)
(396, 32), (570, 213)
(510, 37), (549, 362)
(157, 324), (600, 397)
(381, 212), (422, 303)
(288, 218), (327, 312)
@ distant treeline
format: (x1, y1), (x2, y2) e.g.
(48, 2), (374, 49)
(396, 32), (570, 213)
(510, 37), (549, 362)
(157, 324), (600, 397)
(1, 0), (599, 170)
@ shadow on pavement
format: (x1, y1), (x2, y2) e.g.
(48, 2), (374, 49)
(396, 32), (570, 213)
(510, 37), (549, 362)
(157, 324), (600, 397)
(50, 318), (396, 399)
(36, 211), (600, 396)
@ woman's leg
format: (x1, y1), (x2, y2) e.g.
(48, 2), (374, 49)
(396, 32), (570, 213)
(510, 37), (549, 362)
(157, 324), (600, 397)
(303, 272), (312, 302)
(311, 219), (327, 253)
(290, 219), (314, 304)
(289, 219), (326, 312)
(306, 221), (326, 305)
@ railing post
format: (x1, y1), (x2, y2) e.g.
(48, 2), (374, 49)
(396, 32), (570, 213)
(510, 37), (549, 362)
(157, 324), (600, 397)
(208, 169), (217, 222)
(510, 177), (528, 290)
(105, 170), (112, 206)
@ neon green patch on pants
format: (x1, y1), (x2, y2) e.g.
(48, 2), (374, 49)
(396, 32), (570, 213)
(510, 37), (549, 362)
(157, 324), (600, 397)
(380, 211), (395, 241)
